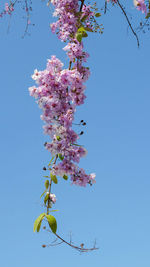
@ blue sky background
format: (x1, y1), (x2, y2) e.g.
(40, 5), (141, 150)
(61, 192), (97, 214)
(0, 1), (150, 266)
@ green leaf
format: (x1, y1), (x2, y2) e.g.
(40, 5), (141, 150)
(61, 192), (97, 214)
(40, 190), (47, 198)
(95, 12), (101, 18)
(58, 153), (64, 161)
(56, 136), (61, 141)
(50, 210), (59, 212)
(63, 174), (68, 180)
(44, 193), (49, 205)
(77, 26), (86, 33)
(43, 176), (50, 178)
(72, 143), (83, 147)
(46, 215), (57, 233)
(48, 156), (55, 166)
(75, 11), (82, 17)
(82, 31), (88, 38)
(84, 27), (93, 32)
(45, 180), (49, 189)
(37, 220), (42, 232)
(81, 15), (88, 22)
(75, 32), (82, 42)
(50, 173), (58, 184)
(33, 213), (45, 232)
(145, 12), (150, 19)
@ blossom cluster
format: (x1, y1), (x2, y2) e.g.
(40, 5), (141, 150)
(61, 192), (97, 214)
(29, 0), (96, 186)
(50, 0), (79, 41)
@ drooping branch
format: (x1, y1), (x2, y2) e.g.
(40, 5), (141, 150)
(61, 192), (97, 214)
(54, 232), (98, 253)
(43, 226), (99, 253)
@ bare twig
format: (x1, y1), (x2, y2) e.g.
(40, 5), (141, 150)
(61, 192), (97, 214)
(54, 232), (98, 252)
(104, 0), (108, 14)
(116, 0), (140, 47)
(22, 0), (31, 38)
(43, 227), (99, 253)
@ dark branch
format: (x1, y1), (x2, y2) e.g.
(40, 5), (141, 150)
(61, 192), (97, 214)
(80, 0), (85, 12)
(116, 0), (140, 47)
(104, 0), (108, 14)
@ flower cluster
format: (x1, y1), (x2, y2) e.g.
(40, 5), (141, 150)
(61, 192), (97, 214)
(29, 54), (95, 186)
(50, 0), (79, 41)
(29, 0), (96, 187)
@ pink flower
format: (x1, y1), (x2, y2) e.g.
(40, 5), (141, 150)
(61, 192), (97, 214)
(5, 2), (14, 14)
(134, 0), (147, 15)
(50, 193), (56, 204)
(90, 173), (96, 184)
(5, 3), (9, 13)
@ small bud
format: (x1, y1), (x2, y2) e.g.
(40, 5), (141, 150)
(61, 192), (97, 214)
(42, 244), (46, 248)
(80, 120), (84, 123)
(43, 167), (47, 171)
(83, 122), (86, 126)
(44, 142), (47, 147)
(80, 131), (84, 135)
(43, 226), (46, 230)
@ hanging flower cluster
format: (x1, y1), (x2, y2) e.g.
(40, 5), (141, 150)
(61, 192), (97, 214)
(30, 0), (102, 238)
(1, 0), (149, 250)
(29, 0), (149, 242)
(29, 55), (95, 187)
(29, 0), (97, 188)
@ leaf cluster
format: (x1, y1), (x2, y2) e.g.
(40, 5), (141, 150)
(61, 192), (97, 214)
(34, 213), (57, 234)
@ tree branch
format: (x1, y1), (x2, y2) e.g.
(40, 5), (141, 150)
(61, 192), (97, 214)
(43, 227), (99, 253)
(80, 0), (85, 12)
(116, 0), (140, 47)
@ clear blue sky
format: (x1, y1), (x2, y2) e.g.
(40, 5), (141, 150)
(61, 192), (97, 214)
(0, 1), (150, 266)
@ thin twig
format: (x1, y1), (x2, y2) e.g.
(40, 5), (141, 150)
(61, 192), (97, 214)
(104, 0), (107, 14)
(44, 227), (99, 252)
(116, 0), (140, 47)
(22, 0), (31, 38)
(46, 154), (58, 214)
(54, 232), (98, 252)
